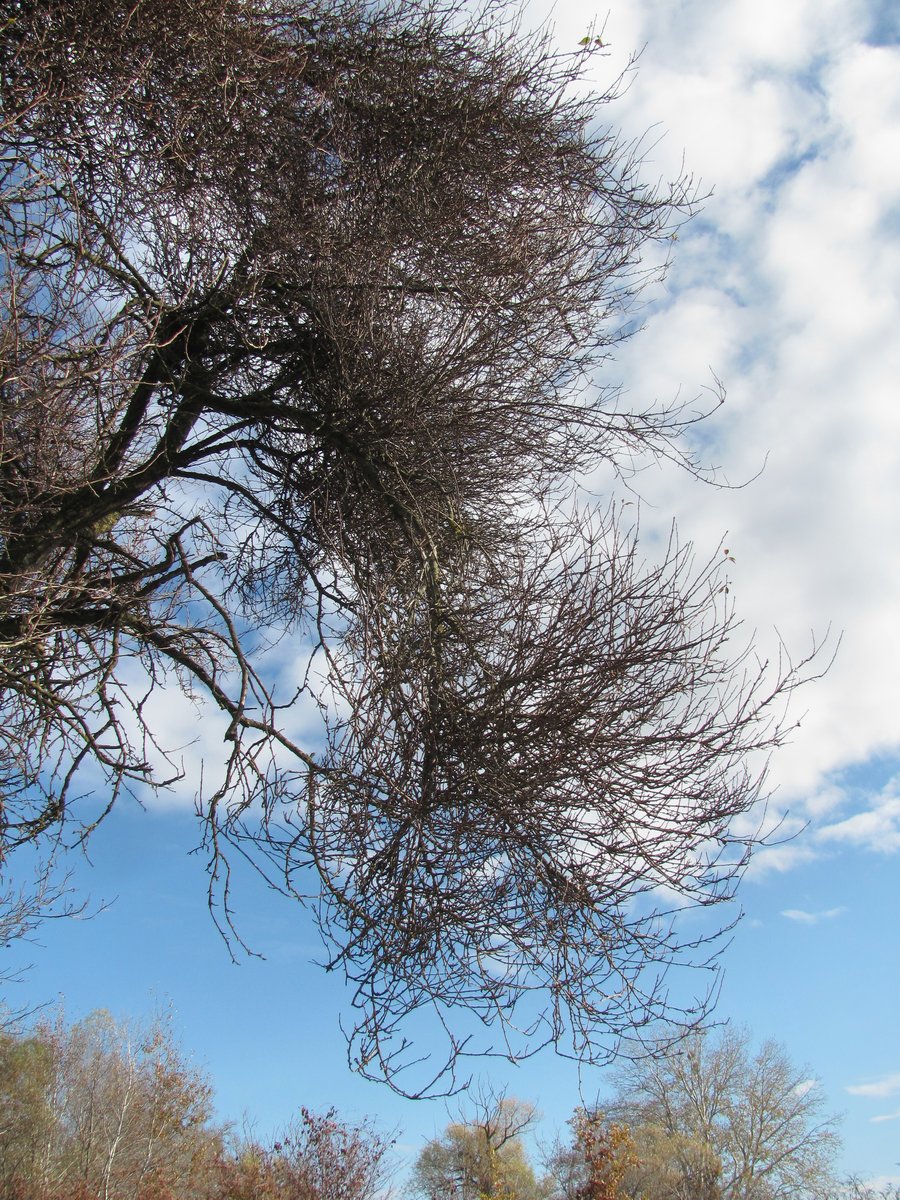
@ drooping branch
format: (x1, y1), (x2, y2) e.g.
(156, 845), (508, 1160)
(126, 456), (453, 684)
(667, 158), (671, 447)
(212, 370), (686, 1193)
(0, 0), (823, 1095)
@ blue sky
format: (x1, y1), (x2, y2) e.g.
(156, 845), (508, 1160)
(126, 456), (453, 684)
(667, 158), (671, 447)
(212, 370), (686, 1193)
(4, 0), (900, 1190)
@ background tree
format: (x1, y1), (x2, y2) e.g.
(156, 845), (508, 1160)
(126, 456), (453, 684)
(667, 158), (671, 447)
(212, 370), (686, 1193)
(410, 1091), (548, 1200)
(0, 1006), (396, 1199)
(0, 1008), (221, 1200)
(544, 1111), (637, 1200)
(216, 1107), (394, 1200)
(833, 1182), (900, 1200)
(0, 1027), (55, 1196)
(606, 1027), (842, 1200)
(1, 0), (820, 1091)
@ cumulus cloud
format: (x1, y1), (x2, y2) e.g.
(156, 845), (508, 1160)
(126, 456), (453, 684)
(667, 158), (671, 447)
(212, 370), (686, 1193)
(817, 780), (900, 853)
(743, 842), (819, 879)
(846, 1072), (900, 1098)
(543, 0), (900, 855)
(780, 906), (846, 924)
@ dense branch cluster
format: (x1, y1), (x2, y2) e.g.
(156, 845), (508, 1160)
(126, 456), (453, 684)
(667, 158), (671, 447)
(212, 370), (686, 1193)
(1, 0), (815, 1091)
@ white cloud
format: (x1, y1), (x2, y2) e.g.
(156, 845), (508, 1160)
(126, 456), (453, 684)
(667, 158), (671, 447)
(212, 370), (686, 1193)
(871, 1110), (900, 1124)
(742, 841), (819, 880)
(780, 906), (846, 924)
(846, 1072), (900, 1098)
(802, 784), (848, 820)
(560, 0), (900, 851)
(817, 779), (900, 853)
(497, 5), (900, 876)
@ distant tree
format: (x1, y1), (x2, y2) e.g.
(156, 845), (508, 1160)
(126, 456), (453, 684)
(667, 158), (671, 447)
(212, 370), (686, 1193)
(0, 1008), (397, 1200)
(0, 1008), (220, 1200)
(617, 1123), (722, 1200)
(834, 1182), (900, 1200)
(1, 0), (819, 1092)
(544, 1111), (637, 1200)
(0, 1028), (55, 1195)
(215, 1107), (394, 1200)
(606, 1027), (842, 1200)
(410, 1091), (547, 1200)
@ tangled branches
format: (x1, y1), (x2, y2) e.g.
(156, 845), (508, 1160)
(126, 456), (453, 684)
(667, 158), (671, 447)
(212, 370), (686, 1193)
(1, 0), (817, 1093)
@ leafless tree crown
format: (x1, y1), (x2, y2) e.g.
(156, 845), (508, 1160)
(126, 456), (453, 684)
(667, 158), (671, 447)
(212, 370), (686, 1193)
(605, 1028), (842, 1200)
(1, 0), (818, 1093)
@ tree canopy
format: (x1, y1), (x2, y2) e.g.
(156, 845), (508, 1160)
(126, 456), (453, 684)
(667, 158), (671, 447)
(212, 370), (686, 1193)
(0, 1008), (860, 1200)
(410, 1091), (548, 1200)
(1, 0), (817, 1093)
(0, 1009), (218, 1200)
(605, 1027), (842, 1200)
(0, 1008), (394, 1200)
(544, 1111), (637, 1200)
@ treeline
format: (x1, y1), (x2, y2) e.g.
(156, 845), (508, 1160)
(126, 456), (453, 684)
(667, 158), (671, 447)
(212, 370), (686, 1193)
(1, 1013), (896, 1200)
(411, 1028), (893, 1200)
(0, 1009), (391, 1200)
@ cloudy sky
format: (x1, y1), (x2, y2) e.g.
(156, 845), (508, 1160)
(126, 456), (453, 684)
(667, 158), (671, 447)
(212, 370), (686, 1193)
(6, 0), (900, 1188)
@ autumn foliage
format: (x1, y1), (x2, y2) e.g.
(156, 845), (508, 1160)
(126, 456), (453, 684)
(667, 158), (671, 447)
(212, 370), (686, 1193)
(0, 1012), (391, 1200)
(568, 1113), (637, 1200)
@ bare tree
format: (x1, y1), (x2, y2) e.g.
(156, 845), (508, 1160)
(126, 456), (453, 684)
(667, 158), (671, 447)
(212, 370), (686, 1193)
(834, 1181), (900, 1200)
(1, 0), (819, 1093)
(605, 1027), (842, 1200)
